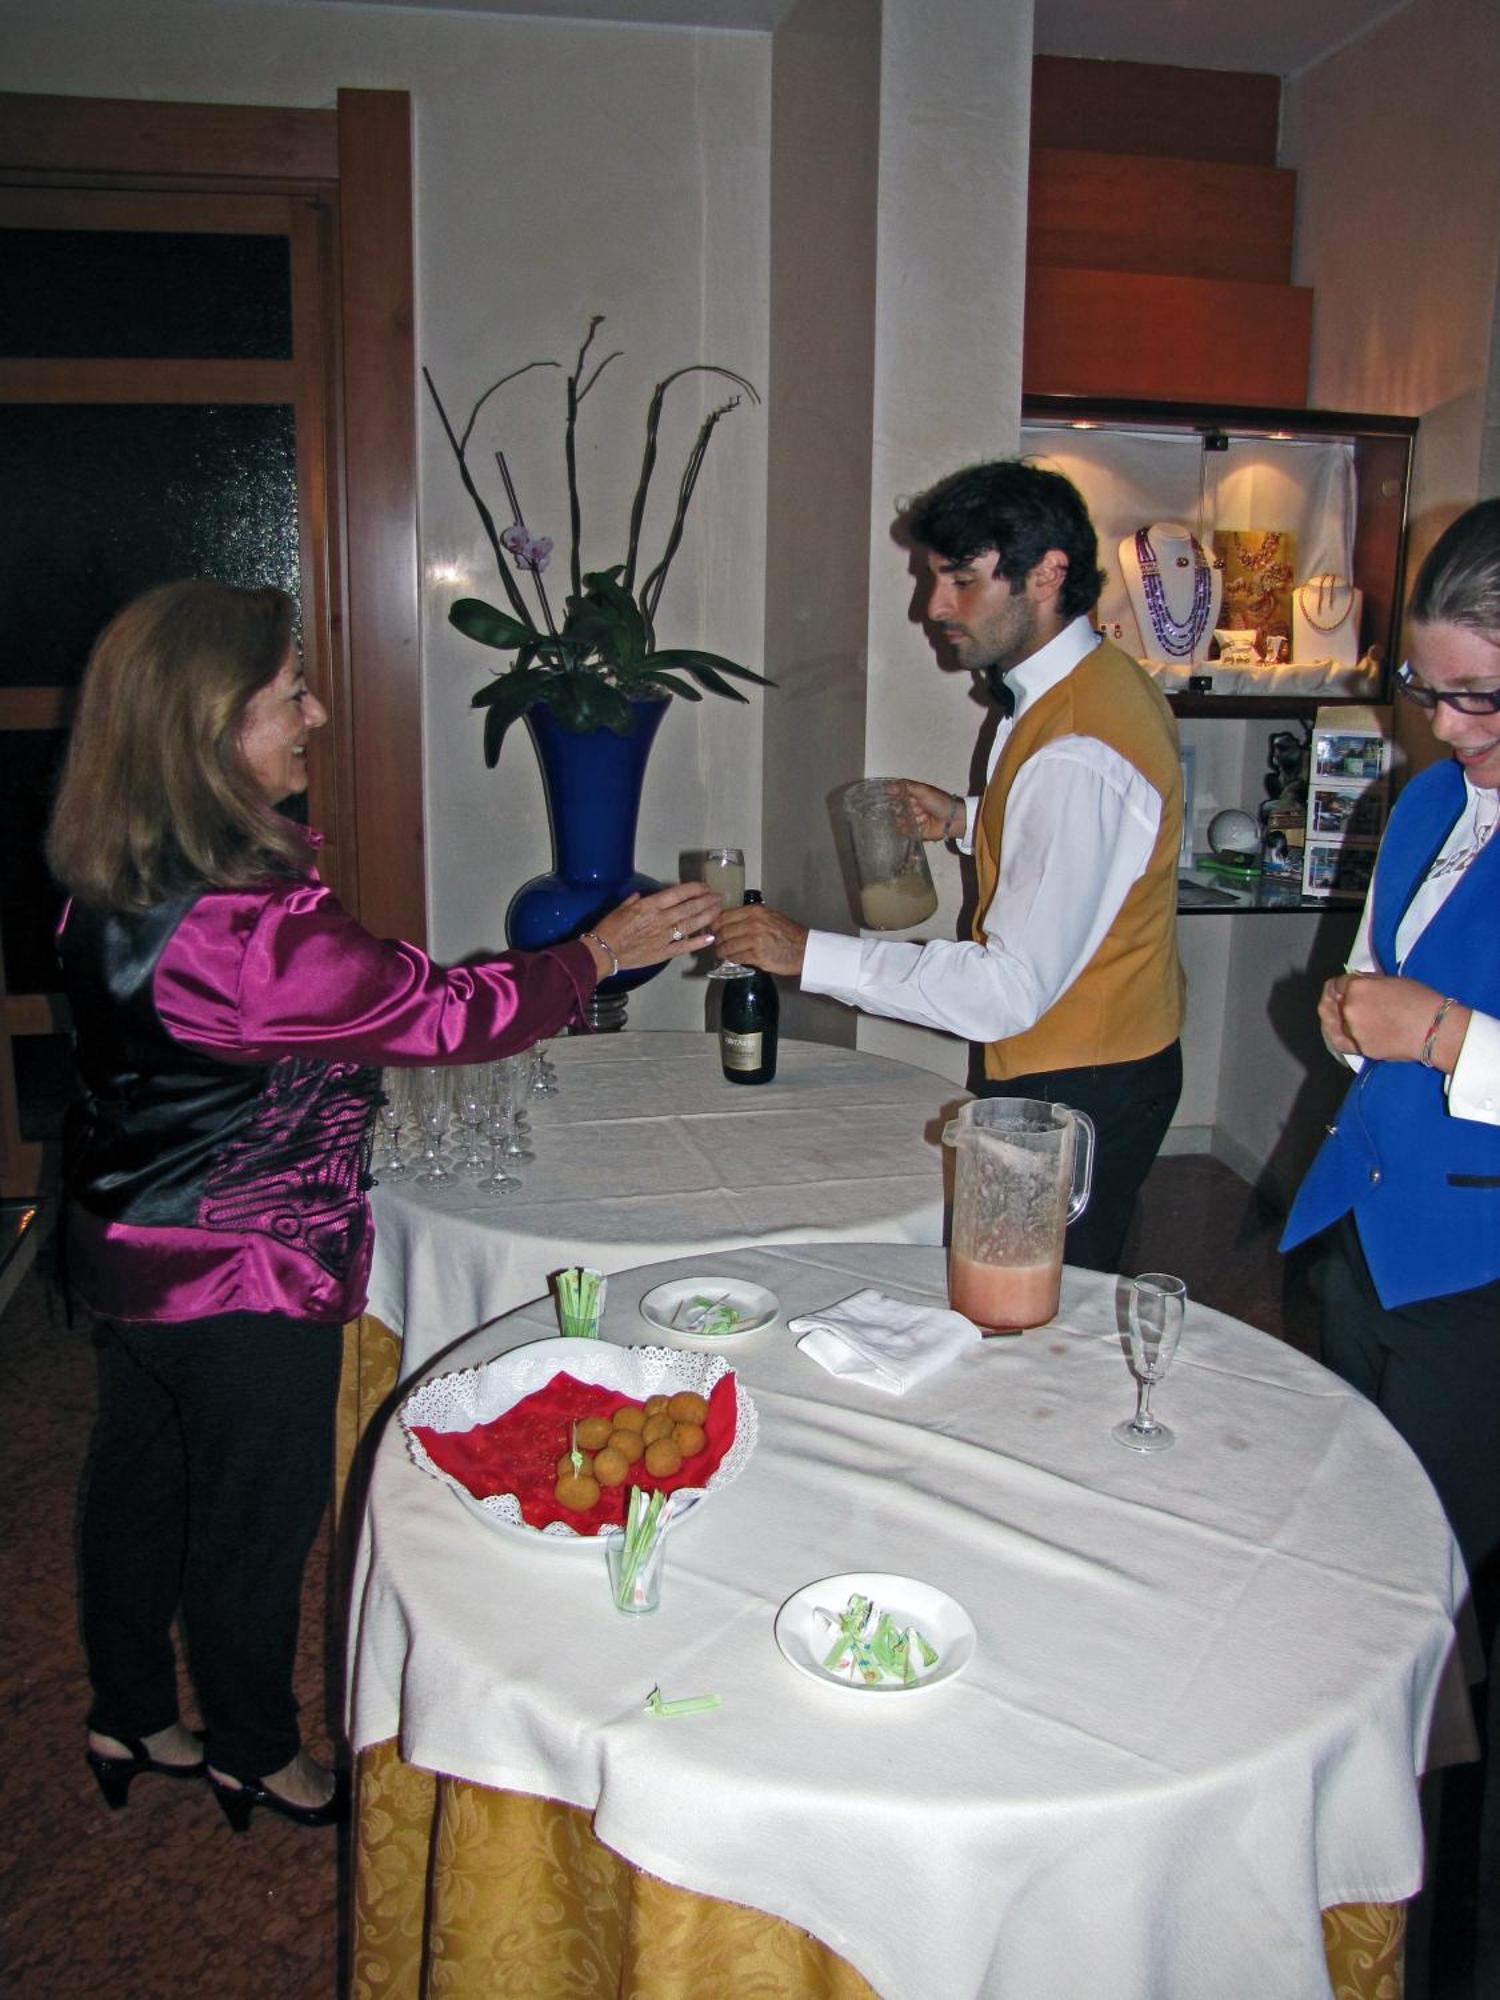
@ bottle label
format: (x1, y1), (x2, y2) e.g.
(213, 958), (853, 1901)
(722, 1030), (764, 1072)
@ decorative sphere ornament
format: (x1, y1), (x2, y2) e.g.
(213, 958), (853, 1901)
(1207, 808), (1261, 861)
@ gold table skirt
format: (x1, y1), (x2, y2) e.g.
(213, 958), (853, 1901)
(340, 1320), (1406, 2000)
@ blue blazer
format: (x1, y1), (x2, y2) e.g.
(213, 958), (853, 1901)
(1281, 759), (1500, 1308)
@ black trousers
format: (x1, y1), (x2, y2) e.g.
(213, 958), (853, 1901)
(1318, 1216), (1500, 1661)
(975, 1040), (1183, 1273)
(80, 1310), (342, 1782)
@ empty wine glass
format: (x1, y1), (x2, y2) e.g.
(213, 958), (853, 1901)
(451, 1064), (492, 1175)
(703, 844), (748, 980)
(372, 1068), (412, 1181)
(1112, 1273), (1187, 1453)
(414, 1067), (458, 1187)
(530, 1042), (559, 1096)
(492, 1055), (535, 1165)
(475, 1067), (522, 1196)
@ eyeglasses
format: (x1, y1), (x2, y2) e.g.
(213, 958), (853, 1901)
(1396, 661), (1500, 714)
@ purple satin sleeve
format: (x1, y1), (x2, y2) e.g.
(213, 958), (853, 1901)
(153, 881), (596, 1065)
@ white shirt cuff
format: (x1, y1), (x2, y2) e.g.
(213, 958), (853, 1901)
(1447, 1010), (1500, 1126)
(801, 928), (866, 1005)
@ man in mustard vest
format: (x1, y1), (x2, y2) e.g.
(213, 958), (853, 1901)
(714, 459), (1185, 1271)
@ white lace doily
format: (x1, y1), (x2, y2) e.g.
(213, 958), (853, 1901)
(400, 1335), (759, 1549)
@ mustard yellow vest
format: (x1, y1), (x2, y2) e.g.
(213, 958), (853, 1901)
(973, 637), (1185, 1081)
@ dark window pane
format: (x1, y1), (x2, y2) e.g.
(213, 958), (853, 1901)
(0, 729), (68, 994)
(0, 404), (300, 689)
(0, 230), (292, 359)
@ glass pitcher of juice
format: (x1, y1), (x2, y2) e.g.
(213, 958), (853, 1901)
(942, 1099), (1094, 1333)
(842, 779), (939, 930)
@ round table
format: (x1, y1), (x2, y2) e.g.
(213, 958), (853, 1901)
(347, 1243), (1472, 2000)
(367, 1031), (958, 1377)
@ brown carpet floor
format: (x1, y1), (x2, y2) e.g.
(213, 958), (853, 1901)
(0, 1156), (1363, 1999)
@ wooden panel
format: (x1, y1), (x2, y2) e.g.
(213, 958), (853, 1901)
(0, 93), (337, 182)
(0, 358), (296, 403)
(336, 89), (425, 949)
(0, 688), (71, 729)
(1029, 148), (1295, 284)
(3, 994), (66, 1037)
(1031, 56), (1280, 166)
(1024, 268), (1311, 407)
(0, 186), (296, 232)
(1352, 432), (1416, 669)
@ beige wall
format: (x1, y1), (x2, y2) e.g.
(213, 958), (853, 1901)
(3, 0), (771, 1027)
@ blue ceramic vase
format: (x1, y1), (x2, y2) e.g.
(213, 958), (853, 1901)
(506, 697), (670, 1024)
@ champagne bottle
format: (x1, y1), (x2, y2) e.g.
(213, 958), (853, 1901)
(718, 891), (779, 1085)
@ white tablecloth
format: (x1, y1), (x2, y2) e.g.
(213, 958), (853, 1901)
(348, 1243), (1472, 2000)
(368, 1032), (957, 1375)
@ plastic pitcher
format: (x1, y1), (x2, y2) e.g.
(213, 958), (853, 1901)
(842, 779), (939, 930)
(942, 1099), (1095, 1333)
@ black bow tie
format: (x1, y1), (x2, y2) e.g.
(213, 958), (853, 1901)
(984, 666), (1016, 718)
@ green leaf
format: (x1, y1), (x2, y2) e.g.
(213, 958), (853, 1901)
(636, 669), (703, 701)
(470, 665), (557, 710)
(450, 596), (536, 651)
(648, 647), (775, 688)
(477, 671), (553, 766)
(545, 671), (638, 736)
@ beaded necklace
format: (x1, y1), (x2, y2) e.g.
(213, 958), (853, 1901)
(1132, 528), (1214, 660)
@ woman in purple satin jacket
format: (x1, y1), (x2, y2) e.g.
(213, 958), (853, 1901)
(47, 581), (719, 1831)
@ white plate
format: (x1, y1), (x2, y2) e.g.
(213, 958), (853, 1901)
(400, 1336), (757, 1549)
(774, 1572), (975, 1695)
(639, 1276), (780, 1339)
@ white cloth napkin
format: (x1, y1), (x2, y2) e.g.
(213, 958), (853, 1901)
(789, 1287), (980, 1394)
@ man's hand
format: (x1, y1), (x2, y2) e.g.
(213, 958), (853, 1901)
(895, 779), (967, 842)
(1320, 971), (1469, 1072)
(714, 903), (809, 977)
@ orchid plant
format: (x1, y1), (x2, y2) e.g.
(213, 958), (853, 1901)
(426, 317), (772, 765)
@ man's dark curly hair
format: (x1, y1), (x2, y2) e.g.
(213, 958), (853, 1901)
(903, 459), (1106, 620)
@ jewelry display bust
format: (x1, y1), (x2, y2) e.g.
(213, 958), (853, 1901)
(1292, 574), (1364, 669)
(1119, 523), (1223, 666)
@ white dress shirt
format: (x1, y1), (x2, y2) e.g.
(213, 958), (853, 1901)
(1343, 774), (1500, 1125)
(800, 618), (1165, 1046)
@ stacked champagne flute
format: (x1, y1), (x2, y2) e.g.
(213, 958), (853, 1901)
(372, 1053), (552, 1200)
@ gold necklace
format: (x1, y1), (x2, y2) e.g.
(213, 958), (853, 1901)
(1296, 576), (1357, 632)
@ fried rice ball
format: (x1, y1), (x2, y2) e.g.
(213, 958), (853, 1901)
(644, 1395), (671, 1417)
(643, 1438), (682, 1478)
(555, 1450), (594, 1478)
(667, 1391), (709, 1425)
(641, 1413), (675, 1444)
(608, 1427), (645, 1464)
(592, 1445), (631, 1488)
(672, 1421), (707, 1458)
(554, 1470), (600, 1511)
(575, 1417), (614, 1452)
(611, 1403), (647, 1433)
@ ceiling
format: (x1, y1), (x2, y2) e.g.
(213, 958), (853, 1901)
(278, 0), (1416, 79)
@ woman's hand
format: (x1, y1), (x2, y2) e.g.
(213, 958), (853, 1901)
(896, 780), (967, 842)
(587, 883), (722, 975)
(1320, 971), (1471, 1073)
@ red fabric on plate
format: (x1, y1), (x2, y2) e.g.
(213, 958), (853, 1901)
(413, 1369), (738, 1534)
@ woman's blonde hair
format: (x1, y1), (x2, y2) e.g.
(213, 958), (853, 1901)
(47, 580), (312, 910)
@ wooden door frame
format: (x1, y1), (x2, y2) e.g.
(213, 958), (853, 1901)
(0, 88), (425, 948)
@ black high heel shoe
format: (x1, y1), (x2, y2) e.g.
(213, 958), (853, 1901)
(207, 1766), (349, 1833)
(85, 1733), (206, 1810)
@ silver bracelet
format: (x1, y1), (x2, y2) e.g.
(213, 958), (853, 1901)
(580, 929), (619, 977)
(1419, 995), (1455, 1069)
(945, 793), (965, 840)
